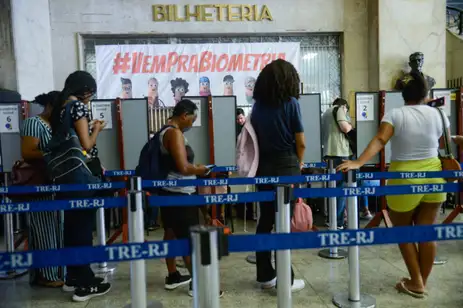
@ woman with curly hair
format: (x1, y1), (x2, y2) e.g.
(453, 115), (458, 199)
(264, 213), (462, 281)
(251, 59), (306, 292)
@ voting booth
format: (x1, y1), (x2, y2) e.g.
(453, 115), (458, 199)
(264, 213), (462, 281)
(355, 92), (380, 166)
(299, 93), (322, 163)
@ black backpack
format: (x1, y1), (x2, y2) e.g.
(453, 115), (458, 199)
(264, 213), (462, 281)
(135, 125), (174, 193)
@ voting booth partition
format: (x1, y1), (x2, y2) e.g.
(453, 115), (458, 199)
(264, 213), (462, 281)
(300, 94), (323, 164)
(431, 88), (463, 225)
(0, 90), (29, 279)
(91, 98), (150, 246)
(182, 96), (237, 230)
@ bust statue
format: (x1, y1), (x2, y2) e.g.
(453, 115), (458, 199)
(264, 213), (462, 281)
(394, 52), (436, 90)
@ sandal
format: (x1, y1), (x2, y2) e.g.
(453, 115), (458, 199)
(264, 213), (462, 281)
(401, 277), (428, 295)
(395, 281), (425, 299)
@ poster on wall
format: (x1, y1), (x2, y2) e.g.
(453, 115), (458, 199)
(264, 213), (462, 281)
(356, 94), (374, 122)
(95, 42), (300, 109)
(433, 90), (452, 117)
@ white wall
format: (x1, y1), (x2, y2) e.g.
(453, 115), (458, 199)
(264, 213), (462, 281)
(11, 0), (55, 100)
(49, 0), (344, 88)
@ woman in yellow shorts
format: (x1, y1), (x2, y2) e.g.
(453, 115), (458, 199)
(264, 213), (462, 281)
(338, 71), (450, 299)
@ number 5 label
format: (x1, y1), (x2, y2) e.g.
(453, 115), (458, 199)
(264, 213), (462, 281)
(91, 102), (113, 130)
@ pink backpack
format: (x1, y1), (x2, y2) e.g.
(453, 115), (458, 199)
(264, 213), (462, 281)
(236, 115), (259, 177)
(291, 198), (313, 232)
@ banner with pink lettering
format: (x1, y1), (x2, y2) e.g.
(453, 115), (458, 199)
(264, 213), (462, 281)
(95, 42), (300, 107)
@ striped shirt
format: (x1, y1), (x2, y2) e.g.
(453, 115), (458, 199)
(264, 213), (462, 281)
(20, 116), (52, 150)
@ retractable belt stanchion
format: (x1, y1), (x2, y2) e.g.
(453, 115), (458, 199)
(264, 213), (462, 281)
(92, 208), (117, 274)
(124, 176), (162, 308)
(319, 159), (347, 259)
(0, 174), (28, 279)
(191, 225), (227, 308)
(275, 185), (292, 308)
(333, 170), (376, 308)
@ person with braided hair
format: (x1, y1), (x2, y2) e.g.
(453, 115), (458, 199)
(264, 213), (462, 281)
(250, 59), (306, 292)
(21, 91), (64, 287)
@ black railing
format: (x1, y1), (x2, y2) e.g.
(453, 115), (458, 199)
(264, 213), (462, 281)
(447, 6), (463, 35)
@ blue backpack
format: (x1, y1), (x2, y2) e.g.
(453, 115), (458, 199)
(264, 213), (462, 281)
(135, 125), (174, 192)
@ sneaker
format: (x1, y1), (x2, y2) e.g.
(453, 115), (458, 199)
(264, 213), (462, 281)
(261, 278), (306, 293)
(188, 281), (224, 297)
(164, 271), (191, 290)
(325, 222), (344, 230)
(63, 277), (105, 292)
(72, 282), (111, 302)
(360, 211), (373, 220)
(291, 279), (306, 292)
(259, 277), (277, 289)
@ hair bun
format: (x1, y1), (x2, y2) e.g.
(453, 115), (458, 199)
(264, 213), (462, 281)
(33, 93), (49, 106)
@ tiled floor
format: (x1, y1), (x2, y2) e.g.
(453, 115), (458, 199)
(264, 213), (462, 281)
(1, 215), (463, 308)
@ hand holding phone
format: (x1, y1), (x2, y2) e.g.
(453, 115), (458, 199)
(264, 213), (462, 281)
(204, 164), (216, 176)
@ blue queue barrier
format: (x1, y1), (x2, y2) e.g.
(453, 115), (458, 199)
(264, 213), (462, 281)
(103, 162), (328, 177)
(0, 181), (461, 213)
(0, 223), (462, 272)
(2, 170), (463, 196)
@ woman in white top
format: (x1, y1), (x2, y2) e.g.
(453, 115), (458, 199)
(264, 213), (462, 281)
(338, 72), (449, 298)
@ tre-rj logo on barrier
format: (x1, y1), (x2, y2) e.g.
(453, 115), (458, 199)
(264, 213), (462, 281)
(69, 199), (105, 209)
(106, 243), (169, 262)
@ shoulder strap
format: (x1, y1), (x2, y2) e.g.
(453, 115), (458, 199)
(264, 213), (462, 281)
(60, 100), (79, 134)
(332, 107), (343, 133)
(435, 107), (452, 156)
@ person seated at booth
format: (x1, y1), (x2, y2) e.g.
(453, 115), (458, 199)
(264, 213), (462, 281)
(20, 91), (64, 288)
(251, 59), (306, 292)
(157, 99), (223, 297)
(49, 71), (110, 302)
(338, 71), (448, 298)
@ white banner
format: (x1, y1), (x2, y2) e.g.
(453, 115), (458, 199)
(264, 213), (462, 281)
(95, 42), (300, 107)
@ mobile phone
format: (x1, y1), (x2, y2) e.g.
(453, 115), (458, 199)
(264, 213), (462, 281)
(204, 164), (216, 176)
(427, 97), (445, 108)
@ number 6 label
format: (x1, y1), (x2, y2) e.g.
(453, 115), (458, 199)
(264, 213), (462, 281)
(0, 105), (20, 133)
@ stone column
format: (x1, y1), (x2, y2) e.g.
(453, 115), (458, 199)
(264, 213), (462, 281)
(10, 0), (55, 99)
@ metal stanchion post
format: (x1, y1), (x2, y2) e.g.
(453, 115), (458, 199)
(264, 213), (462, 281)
(191, 226), (222, 308)
(246, 185), (258, 264)
(333, 170), (376, 308)
(124, 176), (162, 308)
(0, 174), (28, 279)
(319, 159), (347, 259)
(92, 208), (117, 274)
(275, 185), (292, 308)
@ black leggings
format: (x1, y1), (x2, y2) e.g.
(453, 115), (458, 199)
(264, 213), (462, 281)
(255, 153), (300, 284)
(64, 209), (96, 286)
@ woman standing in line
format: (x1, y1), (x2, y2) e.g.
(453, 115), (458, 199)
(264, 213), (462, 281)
(49, 71), (110, 302)
(251, 59), (306, 292)
(21, 91), (64, 287)
(338, 72), (448, 298)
